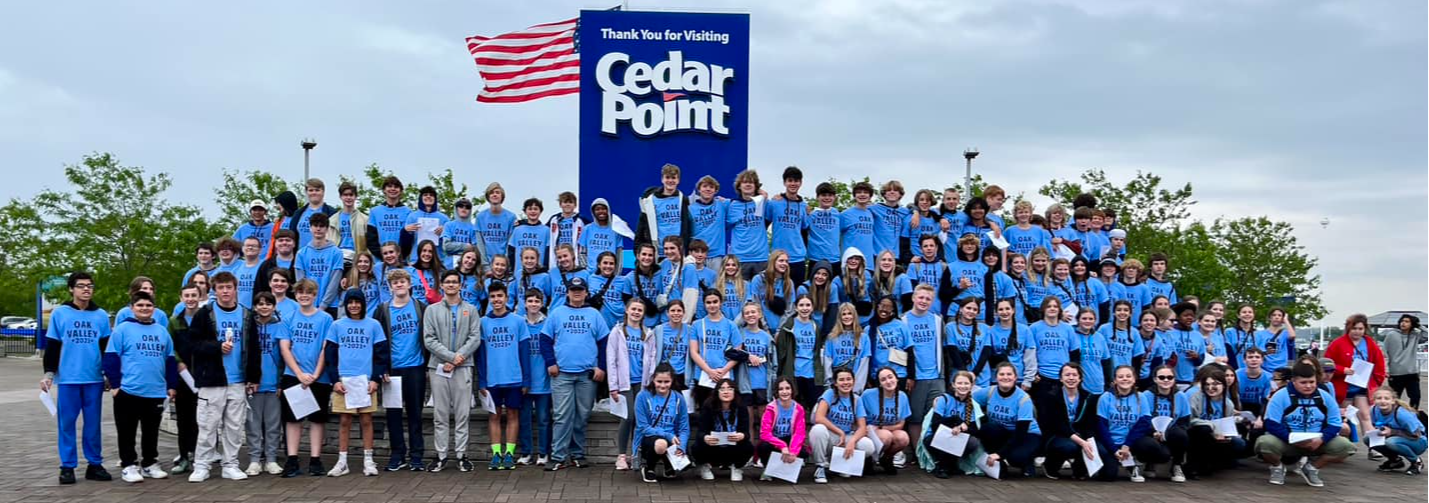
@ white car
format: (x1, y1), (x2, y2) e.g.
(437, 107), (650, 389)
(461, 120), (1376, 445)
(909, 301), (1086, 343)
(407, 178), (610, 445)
(1, 316), (35, 329)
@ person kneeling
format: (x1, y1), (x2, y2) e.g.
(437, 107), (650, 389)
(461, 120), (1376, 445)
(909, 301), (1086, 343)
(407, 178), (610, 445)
(1253, 361), (1355, 488)
(636, 363), (691, 482)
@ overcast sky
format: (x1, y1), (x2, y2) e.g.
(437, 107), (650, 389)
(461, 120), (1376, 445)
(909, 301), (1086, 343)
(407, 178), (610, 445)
(1, 0), (1424, 323)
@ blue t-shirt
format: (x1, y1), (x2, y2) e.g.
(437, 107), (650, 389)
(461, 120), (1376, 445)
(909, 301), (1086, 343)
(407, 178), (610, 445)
(296, 243), (345, 307)
(869, 203), (908, 259)
(115, 306), (169, 328)
(688, 198), (728, 258)
(211, 304), (248, 384)
(980, 323), (1029, 386)
(368, 204), (412, 248)
(579, 223), (622, 269)
(587, 274), (627, 327)
(823, 331), (871, 376)
(276, 298), (300, 325)
(765, 197), (808, 261)
(621, 324), (648, 385)
(1265, 387), (1341, 438)
(788, 318), (820, 379)
(771, 400), (799, 438)
(106, 321), (172, 398)
(1029, 321), (1078, 379)
(902, 311), (943, 381)
(476, 208), (517, 260)
(325, 317), (386, 378)
(252, 318), (288, 392)
(509, 221), (550, 268)
(403, 208), (451, 262)
(443, 219), (480, 261)
(621, 271), (662, 328)
(548, 268), (591, 312)
(49, 305), (112, 385)
(1096, 391), (1143, 447)
(741, 329), (772, 390)
(693, 317), (742, 380)
(233, 221), (274, 256)
(543, 304), (611, 373)
(550, 214), (581, 248)
(975, 386), (1041, 435)
(292, 205), (326, 248)
(726, 197), (769, 263)
(511, 269), (552, 316)
(386, 301), (424, 369)
(1140, 331), (1177, 380)
(231, 261), (263, 309)
(903, 210), (942, 244)
(870, 320), (912, 378)
(1236, 368), (1273, 407)
(1003, 225), (1052, 258)
(1100, 324), (1143, 370)
(658, 323), (690, 376)
(859, 389), (911, 427)
(1144, 277), (1177, 305)
(479, 313), (530, 388)
(1256, 327), (1294, 372)
(906, 261), (949, 314)
(806, 207), (842, 263)
(1140, 389), (1191, 420)
(524, 317), (551, 394)
(1372, 405), (1426, 436)
(1075, 330), (1111, 393)
(819, 389), (866, 433)
(279, 309), (334, 383)
(839, 207), (877, 269)
(649, 194), (685, 244)
(336, 212), (356, 250)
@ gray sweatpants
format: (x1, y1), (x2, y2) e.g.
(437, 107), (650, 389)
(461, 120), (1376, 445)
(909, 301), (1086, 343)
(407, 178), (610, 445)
(196, 384), (247, 469)
(246, 392), (282, 464)
(431, 367), (473, 459)
(806, 424), (877, 467)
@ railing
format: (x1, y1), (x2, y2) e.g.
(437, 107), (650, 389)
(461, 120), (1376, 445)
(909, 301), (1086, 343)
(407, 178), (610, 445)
(0, 328), (40, 356)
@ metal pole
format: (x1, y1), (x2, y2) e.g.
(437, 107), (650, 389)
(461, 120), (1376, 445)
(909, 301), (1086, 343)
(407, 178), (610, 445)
(962, 148), (979, 197)
(301, 139), (317, 181)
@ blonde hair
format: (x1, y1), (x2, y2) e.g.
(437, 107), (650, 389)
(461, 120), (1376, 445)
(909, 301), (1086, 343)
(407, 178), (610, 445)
(873, 250), (899, 297)
(715, 255), (747, 306)
(826, 303), (863, 352)
(762, 250), (794, 310)
(1013, 200), (1034, 214)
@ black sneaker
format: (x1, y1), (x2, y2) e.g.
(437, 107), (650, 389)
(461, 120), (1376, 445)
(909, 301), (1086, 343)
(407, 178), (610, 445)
(571, 458), (589, 469)
(1379, 458), (1407, 472)
(1407, 458), (1423, 476)
(428, 458), (447, 473)
(308, 458), (326, 477)
(545, 460), (564, 472)
(641, 468), (658, 483)
(281, 457), (302, 478)
(410, 459), (427, 472)
(386, 458), (409, 472)
(459, 457), (474, 472)
(59, 467), (76, 485)
(879, 456), (897, 475)
(933, 467), (950, 479)
(85, 464), (112, 481)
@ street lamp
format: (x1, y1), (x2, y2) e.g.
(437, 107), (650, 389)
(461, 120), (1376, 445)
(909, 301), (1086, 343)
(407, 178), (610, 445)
(963, 148), (979, 198)
(1318, 217), (1330, 350)
(301, 138), (317, 181)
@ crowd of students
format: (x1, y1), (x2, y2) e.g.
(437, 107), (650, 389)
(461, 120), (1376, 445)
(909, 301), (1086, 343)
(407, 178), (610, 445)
(40, 166), (1426, 488)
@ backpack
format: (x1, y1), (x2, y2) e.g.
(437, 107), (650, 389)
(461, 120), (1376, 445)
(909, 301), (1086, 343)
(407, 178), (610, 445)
(1280, 390), (1329, 425)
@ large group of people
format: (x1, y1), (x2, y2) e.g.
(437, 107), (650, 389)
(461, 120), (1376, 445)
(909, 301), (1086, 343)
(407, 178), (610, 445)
(40, 166), (1426, 489)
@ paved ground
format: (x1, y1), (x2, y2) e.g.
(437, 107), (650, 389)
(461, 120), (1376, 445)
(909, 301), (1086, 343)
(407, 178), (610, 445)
(0, 357), (1423, 503)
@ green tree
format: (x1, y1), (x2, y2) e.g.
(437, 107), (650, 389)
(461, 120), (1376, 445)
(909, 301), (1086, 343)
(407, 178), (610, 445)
(0, 199), (53, 314)
(1210, 216), (1324, 320)
(349, 165), (481, 213)
(215, 169), (302, 228)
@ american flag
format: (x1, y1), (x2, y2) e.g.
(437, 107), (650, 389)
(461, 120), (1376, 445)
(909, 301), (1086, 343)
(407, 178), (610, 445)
(466, 18), (581, 103)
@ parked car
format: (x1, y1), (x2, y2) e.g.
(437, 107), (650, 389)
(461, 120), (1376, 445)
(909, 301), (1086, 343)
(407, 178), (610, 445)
(1, 316), (36, 329)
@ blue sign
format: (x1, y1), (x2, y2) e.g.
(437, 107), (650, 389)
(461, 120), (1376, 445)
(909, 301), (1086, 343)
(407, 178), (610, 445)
(578, 9), (750, 240)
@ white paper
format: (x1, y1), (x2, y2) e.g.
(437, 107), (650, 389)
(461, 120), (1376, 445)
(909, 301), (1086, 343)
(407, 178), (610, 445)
(1366, 430), (1386, 448)
(931, 425), (970, 456)
(1151, 416), (1173, 433)
(682, 389), (695, 412)
(1289, 431), (1321, 444)
(698, 372), (715, 389)
(480, 390), (497, 414)
(1119, 454), (1137, 467)
(1053, 244), (1076, 261)
(1345, 359), (1373, 389)
(711, 432), (737, 446)
(985, 231), (1010, 250)
(763, 455), (803, 483)
(1342, 405), (1358, 423)
(434, 365), (453, 378)
(39, 390), (57, 416)
(179, 369), (197, 392)
(341, 375), (371, 409)
(1082, 438), (1104, 476)
(976, 452), (1001, 479)
(381, 376), (403, 409)
(829, 447), (865, 476)
(1210, 417), (1239, 437)
(609, 394), (628, 420)
(666, 447), (691, 471)
(416, 218), (440, 247)
(283, 384), (320, 420)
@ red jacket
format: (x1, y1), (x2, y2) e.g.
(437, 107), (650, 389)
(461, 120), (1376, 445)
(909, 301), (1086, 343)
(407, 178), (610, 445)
(1324, 335), (1387, 403)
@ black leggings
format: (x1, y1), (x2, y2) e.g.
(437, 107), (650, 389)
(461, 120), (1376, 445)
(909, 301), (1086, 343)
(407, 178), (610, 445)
(979, 423), (1041, 473)
(114, 391), (164, 467)
(1390, 374), (1422, 409)
(1129, 425), (1188, 466)
(922, 431), (981, 472)
(796, 377), (821, 413)
(1043, 436), (1118, 480)
(691, 439), (754, 469)
(175, 383), (198, 458)
(1186, 425), (1247, 476)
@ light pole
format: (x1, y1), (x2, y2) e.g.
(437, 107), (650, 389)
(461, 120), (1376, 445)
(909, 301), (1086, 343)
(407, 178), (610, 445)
(301, 138), (317, 181)
(1318, 217), (1330, 350)
(963, 148), (979, 197)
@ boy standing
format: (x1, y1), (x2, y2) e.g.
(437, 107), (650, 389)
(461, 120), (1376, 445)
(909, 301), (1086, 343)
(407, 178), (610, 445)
(372, 268), (429, 471)
(688, 175), (728, 269)
(233, 200), (273, 256)
(42, 272), (113, 484)
(580, 198), (627, 270)
(255, 230), (298, 297)
(186, 272), (255, 482)
(477, 182), (517, 272)
(510, 198), (551, 268)
(424, 270), (483, 472)
(276, 279), (334, 478)
(296, 213), (345, 314)
(324, 289), (389, 477)
(636, 163), (692, 249)
(103, 291), (173, 483)
(518, 291), (553, 465)
(807, 183), (842, 278)
(291, 178), (339, 249)
(840, 182), (877, 271)
(766, 167), (810, 282)
(478, 283), (531, 470)
(244, 292), (289, 476)
(368, 176), (413, 256)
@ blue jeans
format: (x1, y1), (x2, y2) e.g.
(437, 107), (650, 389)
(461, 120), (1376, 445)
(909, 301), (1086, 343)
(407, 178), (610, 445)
(56, 382), (104, 468)
(1375, 436), (1428, 461)
(385, 366), (427, 463)
(518, 393), (552, 456)
(550, 371), (595, 462)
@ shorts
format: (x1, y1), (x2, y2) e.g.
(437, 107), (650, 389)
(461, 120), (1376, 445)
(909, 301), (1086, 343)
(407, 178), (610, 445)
(741, 389), (769, 407)
(331, 386), (380, 415)
(279, 374), (332, 423)
(1346, 385), (1368, 399)
(487, 385), (524, 410)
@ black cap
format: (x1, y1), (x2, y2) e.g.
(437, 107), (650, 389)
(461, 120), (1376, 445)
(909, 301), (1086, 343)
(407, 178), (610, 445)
(567, 277), (588, 291)
(455, 198), (473, 208)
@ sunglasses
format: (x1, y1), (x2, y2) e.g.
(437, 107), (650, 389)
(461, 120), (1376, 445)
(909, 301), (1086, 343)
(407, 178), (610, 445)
(1155, 375), (1175, 381)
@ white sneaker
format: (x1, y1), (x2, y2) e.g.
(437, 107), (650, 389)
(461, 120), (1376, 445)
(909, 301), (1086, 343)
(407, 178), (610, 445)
(892, 451), (907, 468)
(327, 460), (349, 477)
(221, 467), (248, 480)
(517, 455), (535, 465)
(1129, 464), (1145, 483)
(264, 462), (283, 475)
(730, 467), (743, 482)
(121, 465), (144, 483)
(188, 468), (210, 483)
(698, 464), (715, 480)
(245, 462), (262, 476)
(813, 466), (828, 484)
(1170, 464), (1186, 483)
(537, 455), (549, 466)
(141, 464), (169, 479)
(615, 454), (630, 471)
(363, 458), (379, 476)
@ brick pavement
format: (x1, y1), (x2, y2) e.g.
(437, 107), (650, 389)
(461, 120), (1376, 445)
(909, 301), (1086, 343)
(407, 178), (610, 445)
(0, 357), (1423, 503)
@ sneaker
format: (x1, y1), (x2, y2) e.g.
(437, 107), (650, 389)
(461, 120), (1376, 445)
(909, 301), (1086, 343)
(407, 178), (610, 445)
(221, 466), (248, 480)
(326, 461), (349, 477)
(142, 464), (169, 479)
(615, 454), (630, 471)
(1268, 464), (1286, 485)
(188, 468), (210, 483)
(1406, 458), (1423, 475)
(59, 467), (76, 485)
(1129, 465), (1145, 483)
(880, 456), (897, 475)
(429, 458), (447, 473)
(487, 455), (501, 471)
(121, 465), (144, 483)
(363, 458), (378, 476)
(933, 467), (950, 479)
(170, 458), (192, 475)
(245, 462), (262, 476)
(751, 458), (763, 469)
(1300, 463), (1324, 487)
(1044, 465), (1060, 480)
(502, 453), (516, 470)
(517, 454), (535, 466)
(308, 459), (326, 477)
(458, 457), (473, 472)
(893, 451), (907, 468)
(730, 467), (743, 482)
(545, 460), (564, 472)
(571, 458), (589, 469)
(410, 460), (426, 472)
(386, 458), (409, 472)
(641, 468), (658, 483)
(1368, 449), (1384, 461)
(1378, 458), (1407, 472)
(85, 464), (112, 481)
(537, 455), (549, 466)
(1170, 464), (1186, 483)
(281, 458), (302, 478)
(698, 464), (715, 480)
(813, 466), (828, 484)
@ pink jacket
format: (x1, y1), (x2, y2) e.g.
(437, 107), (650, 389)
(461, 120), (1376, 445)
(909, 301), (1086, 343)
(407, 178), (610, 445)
(760, 400), (807, 455)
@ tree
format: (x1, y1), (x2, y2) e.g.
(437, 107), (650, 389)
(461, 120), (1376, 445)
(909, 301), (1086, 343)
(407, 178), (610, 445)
(1210, 216), (1324, 320)
(25, 154), (224, 310)
(215, 169), (302, 228)
(350, 165), (481, 214)
(0, 199), (52, 313)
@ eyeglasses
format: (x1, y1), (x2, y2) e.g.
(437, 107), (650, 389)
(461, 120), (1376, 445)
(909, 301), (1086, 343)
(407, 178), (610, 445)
(1155, 375), (1175, 381)
(73, 284), (94, 290)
